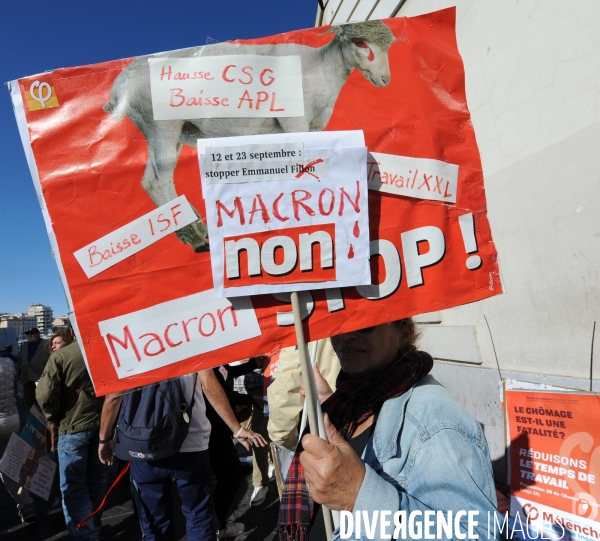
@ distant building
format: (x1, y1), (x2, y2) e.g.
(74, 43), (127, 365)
(52, 316), (70, 332)
(27, 303), (53, 335)
(0, 314), (38, 341)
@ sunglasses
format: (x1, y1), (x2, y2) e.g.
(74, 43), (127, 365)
(355, 326), (377, 334)
(352, 322), (394, 334)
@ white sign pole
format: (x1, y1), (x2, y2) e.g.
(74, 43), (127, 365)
(299, 341), (322, 438)
(290, 292), (334, 541)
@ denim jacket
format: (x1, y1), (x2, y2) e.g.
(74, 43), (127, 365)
(336, 375), (500, 541)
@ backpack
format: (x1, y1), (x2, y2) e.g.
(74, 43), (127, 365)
(114, 375), (197, 461)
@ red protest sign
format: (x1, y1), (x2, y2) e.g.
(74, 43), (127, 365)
(506, 390), (600, 540)
(10, 8), (501, 396)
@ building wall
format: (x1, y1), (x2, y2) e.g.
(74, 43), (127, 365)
(431, 360), (600, 484)
(27, 303), (53, 335)
(52, 316), (69, 331)
(317, 0), (600, 381)
(318, 0), (600, 483)
(0, 315), (38, 341)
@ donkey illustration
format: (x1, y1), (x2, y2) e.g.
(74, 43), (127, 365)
(104, 21), (395, 251)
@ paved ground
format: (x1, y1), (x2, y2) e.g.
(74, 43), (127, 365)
(0, 398), (280, 541)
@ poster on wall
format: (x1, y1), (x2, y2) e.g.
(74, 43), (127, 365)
(9, 7), (502, 395)
(506, 390), (600, 541)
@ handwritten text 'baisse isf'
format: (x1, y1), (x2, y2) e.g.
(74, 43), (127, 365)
(86, 203), (185, 268)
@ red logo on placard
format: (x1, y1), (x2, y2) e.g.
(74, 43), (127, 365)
(576, 499), (593, 518)
(24, 78), (60, 112)
(523, 504), (539, 521)
(223, 223), (336, 288)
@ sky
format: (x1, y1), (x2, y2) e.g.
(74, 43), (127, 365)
(0, 0), (316, 316)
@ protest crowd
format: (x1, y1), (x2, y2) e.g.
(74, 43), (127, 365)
(0, 320), (502, 541)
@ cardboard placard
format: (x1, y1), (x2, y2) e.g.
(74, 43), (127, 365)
(0, 407), (56, 501)
(9, 9), (501, 395)
(198, 131), (370, 297)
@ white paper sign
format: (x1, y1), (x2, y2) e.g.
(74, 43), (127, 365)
(204, 158), (329, 184)
(204, 142), (304, 163)
(73, 195), (197, 278)
(99, 289), (261, 379)
(198, 131), (371, 297)
(0, 432), (56, 501)
(204, 140), (329, 183)
(149, 56), (304, 120)
(367, 152), (459, 203)
(511, 496), (587, 541)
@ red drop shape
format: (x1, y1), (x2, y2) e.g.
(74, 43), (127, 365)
(353, 221), (360, 238)
(348, 244), (354, 259)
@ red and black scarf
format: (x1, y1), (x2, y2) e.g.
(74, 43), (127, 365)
(278, 347), (434, 541)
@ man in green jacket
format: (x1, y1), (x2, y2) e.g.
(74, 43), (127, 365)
(36, 339), (108, 541)
(18, 327), (50, 408)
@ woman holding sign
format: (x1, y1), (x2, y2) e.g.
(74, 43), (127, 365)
(278, 319), (499, 541)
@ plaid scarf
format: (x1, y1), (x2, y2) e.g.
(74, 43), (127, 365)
(278, 347), (433, 541)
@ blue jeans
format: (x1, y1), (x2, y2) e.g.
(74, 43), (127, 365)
(58, 427), (109, 541)
(131, 450), (216, 541)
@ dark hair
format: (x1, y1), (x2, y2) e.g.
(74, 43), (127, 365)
(49, 330), (74, 353)
(392, 318), (420, 354)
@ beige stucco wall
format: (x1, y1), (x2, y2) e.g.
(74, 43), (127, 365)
(318, 0), (600, 380)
